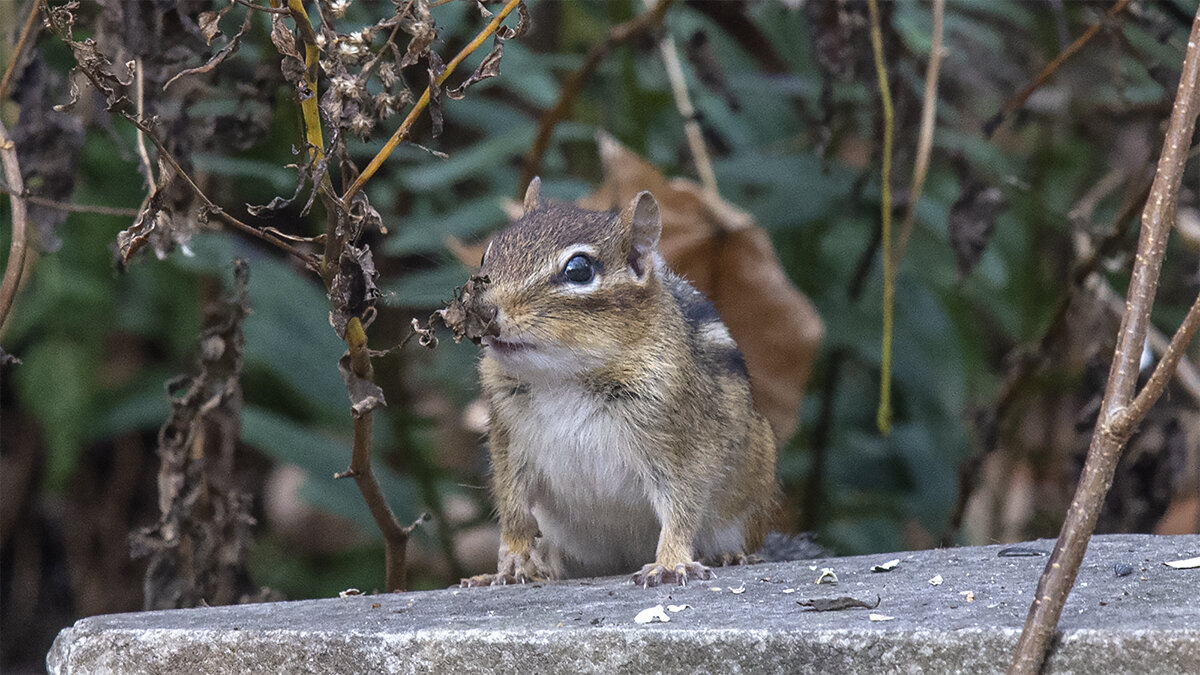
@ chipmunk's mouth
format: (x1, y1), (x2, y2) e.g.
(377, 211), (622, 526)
(483, 336), (533, 355)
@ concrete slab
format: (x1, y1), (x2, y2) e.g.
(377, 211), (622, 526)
(48, 534), (1200, 674)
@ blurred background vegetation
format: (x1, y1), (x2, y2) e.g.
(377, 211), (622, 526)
(3, 0), (1199, 670)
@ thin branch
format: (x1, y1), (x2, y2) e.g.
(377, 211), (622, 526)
(0, 0), (43, 103)
(343, 0), (525, 203)
(0, 189), (141, 217)
(985, 0), (1132, 137)
(1008, 6), (1200, 672)
(281, 0), (326, 164)
(891, 0), (944, 268)
(646, 0), (716, 197)
(866, 0), (895, 435)
(0, 120), (30, 332)
(271, 0), (343, 282)
(517, 0), (673, 194)
(342, 317), (426, 592)
(134, 59), (157, 192)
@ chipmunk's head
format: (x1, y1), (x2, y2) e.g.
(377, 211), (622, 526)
(477, 177), (663, 376)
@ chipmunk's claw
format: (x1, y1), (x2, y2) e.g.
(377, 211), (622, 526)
(632, 561), (714, 588)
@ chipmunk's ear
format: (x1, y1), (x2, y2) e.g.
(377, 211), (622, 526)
(523, 176), (543, 214)
(622, 191), (661, 282)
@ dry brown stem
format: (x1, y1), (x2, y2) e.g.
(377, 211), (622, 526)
(891, 0), (944, 268)
(1008, 6), (1200, 672)
(985, 0), (1132, 137)
(646, 0), (716, 198)
(342, 317), (426, 591)
(0, 0), (43, 104)
(0, 120), (30, 332)
(517, 0), (673, 194)
(0, 0), (42, 103)
(0, 189), (141, 217)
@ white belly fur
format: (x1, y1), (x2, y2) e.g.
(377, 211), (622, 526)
(502, 382), (748, 578)
(505, 383), (659, 577)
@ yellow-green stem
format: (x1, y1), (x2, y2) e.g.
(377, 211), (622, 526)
(867, 0), (894, 435)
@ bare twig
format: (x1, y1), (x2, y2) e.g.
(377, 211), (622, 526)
(646, 0), (716, 197)
(518, 0), (673, 194)
(1008, 7), (1200, 672)
(0, 120), (29, 332)
(866, 0), (895, 435)
(134, 59), (157, 192)
(342, 317), (427, 591)
(0, 189), (141, 217)
(343, 0), (525, 203)
(985, 0), (1132, 137)
(891, 0), (945, 268)
(280, 0), (326, 164)
(0, 0), (43, 104)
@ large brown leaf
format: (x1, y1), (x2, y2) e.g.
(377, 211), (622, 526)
(578, 133), (823, 442)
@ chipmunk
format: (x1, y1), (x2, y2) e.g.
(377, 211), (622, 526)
(460, 178), (779, 588)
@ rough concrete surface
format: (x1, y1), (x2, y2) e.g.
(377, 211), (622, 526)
(48, 534), (1199, 674)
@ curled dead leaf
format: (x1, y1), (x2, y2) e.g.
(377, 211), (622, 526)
(117, 159), (202, 265)
(446, 36), (504, 100)
(427, 51), (445, 138)
(329, 245), (381, 339)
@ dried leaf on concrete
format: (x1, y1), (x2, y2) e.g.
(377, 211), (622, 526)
(798, 595), (881, 611)
(578, 133), (823, 442)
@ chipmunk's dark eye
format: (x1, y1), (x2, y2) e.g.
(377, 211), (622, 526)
(563, 254), (595, 284)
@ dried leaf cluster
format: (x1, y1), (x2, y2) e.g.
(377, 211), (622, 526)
(130, 261), (267, 610)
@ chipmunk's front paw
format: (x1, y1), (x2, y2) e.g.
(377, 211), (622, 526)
(632, 561), (715, 588)
(459, 545), (551, 588)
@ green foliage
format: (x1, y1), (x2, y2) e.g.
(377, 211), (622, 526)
(5, 0), (1196, 617)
